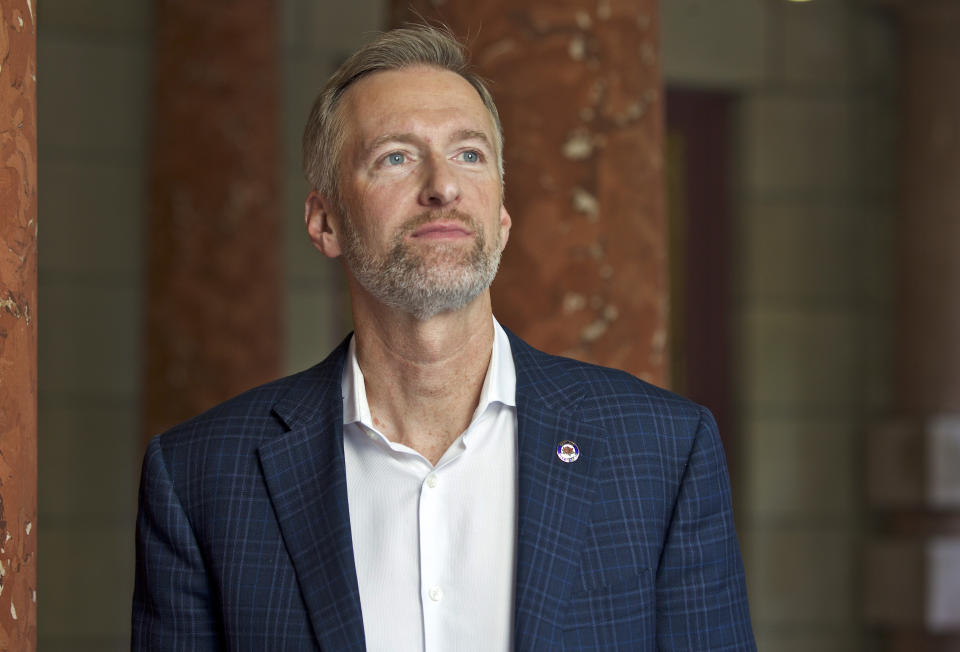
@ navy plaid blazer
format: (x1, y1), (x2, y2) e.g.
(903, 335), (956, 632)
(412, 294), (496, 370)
(133, 330), (755, 650)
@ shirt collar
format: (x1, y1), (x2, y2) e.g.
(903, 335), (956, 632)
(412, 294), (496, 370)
(341, 316), (517, 428)
(341, 333), (368, 427)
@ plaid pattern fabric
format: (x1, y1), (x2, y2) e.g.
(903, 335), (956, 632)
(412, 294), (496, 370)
(133, 330), (755, 651)
(508, 333), (755, 651)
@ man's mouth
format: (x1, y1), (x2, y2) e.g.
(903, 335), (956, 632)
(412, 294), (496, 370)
(404, 210), (477, 240)
(410, 221), (474, 239)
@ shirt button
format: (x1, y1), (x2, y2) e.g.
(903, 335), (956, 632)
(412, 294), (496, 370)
(425, 473), (438, 489)
(428, 586), (443, 602)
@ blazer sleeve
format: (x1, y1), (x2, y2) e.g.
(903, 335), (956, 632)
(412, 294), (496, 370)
(655, 407), (756, 651)
(132, 437), (222, 651)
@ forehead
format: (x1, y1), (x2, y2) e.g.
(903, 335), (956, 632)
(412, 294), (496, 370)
(339, 65), (495, 148)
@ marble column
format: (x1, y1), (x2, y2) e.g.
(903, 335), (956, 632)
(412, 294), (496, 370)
(143, 1), (282, 441)
(0, 0), (37, 646)
(391, 0), (667, 384)
(866, 2), (960, 649)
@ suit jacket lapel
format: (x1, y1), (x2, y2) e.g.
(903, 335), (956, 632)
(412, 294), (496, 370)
(257, 338), (366, 651)
(507, 331), (605, 648)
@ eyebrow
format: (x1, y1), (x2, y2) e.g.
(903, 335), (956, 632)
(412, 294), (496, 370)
(365, 133), (417, 154)
(364, 129), (494, 155)
(451, 129), (494, 149)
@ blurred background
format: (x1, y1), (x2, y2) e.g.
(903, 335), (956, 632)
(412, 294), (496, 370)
(34, 0), (960, 650)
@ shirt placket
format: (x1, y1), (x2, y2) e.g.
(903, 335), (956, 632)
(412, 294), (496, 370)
(418, 466), (446, 651)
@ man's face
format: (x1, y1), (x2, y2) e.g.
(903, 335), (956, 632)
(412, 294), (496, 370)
(328, 65), (511, 320)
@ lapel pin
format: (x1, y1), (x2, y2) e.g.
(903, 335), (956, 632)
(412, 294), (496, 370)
(556, 440), (580, 463)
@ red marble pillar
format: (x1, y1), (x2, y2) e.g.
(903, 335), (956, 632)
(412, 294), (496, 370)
(391, 0), (668, 384)
(866, 2), (960, 649)
(144, 1), (282, 441)
(0, 0), (37, 646)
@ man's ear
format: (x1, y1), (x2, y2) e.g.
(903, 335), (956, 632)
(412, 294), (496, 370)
(305, 190), (343, 258)
(498, 205), (512, 251)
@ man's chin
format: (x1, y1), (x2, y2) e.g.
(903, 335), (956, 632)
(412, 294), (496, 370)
(394, 286), (488, 321)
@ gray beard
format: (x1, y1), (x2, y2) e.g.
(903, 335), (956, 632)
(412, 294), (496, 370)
(340, 209), (502, 320)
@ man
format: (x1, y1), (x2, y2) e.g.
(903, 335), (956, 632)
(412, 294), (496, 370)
(133, 25), (755, 651)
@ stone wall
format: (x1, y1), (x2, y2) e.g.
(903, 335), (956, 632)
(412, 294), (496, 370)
(37, 2), (150, 648)
(664, 1), (898, 650)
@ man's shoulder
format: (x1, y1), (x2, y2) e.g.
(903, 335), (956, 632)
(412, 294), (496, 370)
(506, 329), (704, 422)
(148, 335), (351, 455)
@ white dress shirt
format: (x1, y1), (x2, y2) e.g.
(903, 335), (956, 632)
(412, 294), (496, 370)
(342, 319), (518, 652)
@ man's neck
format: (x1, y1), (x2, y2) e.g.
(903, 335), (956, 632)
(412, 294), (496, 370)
(351, 292), (496, 465)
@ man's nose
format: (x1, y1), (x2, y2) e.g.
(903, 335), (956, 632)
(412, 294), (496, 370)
(418, 155), (460, 206)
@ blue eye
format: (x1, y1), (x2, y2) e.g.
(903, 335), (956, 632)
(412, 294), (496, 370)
(386, 152), (406, 166)
(461, 150), (480, 163)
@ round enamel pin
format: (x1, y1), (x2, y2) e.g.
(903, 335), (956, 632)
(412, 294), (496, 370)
(556, 440), (580, 463)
